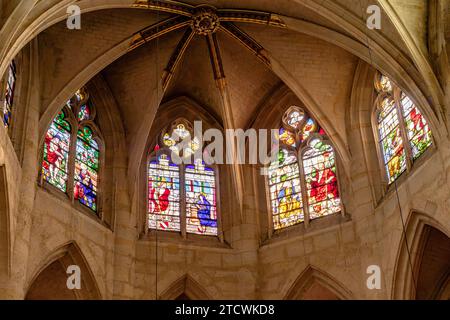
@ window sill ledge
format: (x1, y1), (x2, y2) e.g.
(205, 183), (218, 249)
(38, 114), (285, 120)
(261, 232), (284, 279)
(138, 231), (233, 251)
(260, 213), (352, 251)
(37, 185), (112, 231)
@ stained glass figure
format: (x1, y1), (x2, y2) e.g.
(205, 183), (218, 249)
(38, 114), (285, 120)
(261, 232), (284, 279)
(185, 160), (218, 236)
(74, 126), (99, 211)
(3, 61), (16, 127)
(374, 73), (432, 184)
(303, 139), (341, 219)
(400, 93), (433, 159)
(148, 154), (181, 232)
(268, 149), (303, 230)
(42, 110), (71, 192)
(377, 98), (406, 183)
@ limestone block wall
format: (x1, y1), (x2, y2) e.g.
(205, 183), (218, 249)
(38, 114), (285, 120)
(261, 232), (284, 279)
(25, 189), (115, 299)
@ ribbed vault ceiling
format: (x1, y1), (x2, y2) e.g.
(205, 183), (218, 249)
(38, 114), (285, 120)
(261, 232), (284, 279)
(36, 0), (410, 155)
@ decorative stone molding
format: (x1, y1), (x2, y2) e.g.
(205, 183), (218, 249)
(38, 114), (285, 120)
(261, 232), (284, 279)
(190, 6), (220, 36)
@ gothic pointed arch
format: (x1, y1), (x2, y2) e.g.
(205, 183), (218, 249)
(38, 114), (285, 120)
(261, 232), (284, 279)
(392, 211), (450, 300)
(252, 87), (345, 236)
(158, 274), (211, 300)
(25, 241), (101, 300)
(5, 0), (439, 143)
(139, 96), (231, 242)
(39, 87), (103, 214)
(35, 77), (131, 229)
(285, 265), (352, 300)
(372, 72), (434, 186)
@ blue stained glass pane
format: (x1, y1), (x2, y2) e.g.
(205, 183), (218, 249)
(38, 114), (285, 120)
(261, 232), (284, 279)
(185, 162), (217, 236)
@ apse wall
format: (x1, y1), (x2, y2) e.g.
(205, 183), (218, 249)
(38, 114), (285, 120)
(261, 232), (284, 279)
(0, 3), (449, 300)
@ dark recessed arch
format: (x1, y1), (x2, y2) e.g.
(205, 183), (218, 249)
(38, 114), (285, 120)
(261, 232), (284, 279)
(25, 241), (101, 300)
(392, 211), (450, 300)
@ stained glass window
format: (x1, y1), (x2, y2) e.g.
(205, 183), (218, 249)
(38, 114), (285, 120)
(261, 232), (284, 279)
(41, 88), (102, 213)
(148, 119), (218, 237)
(42, 110), (71, 192)
(268, 149), (303, 230)
(400, 93), (433, 159)
(377, 98), (406, 183)
(74, 126), (99, 211)
(374, 73), (433, 184)
(148, 154), (181, 232)
(3, 61), (16, 127)
(268, 107), (341, 231)
(185, 161), (217, 236)
(303, 139), (341, 219)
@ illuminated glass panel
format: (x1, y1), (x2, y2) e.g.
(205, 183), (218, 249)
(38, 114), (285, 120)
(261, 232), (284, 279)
(42, 110), (71, 192)
(377, 98), (407, 183)
(279, 128), (296, 147)
(375, 73), (434, 183)
(3, 61), (16, 127)
(286, 108), (305, 130)
(268, 149), (303, 230)
(300, 118), (318, 142)
(163, 123), (200, 157)
(376, 74), (393, 93)
(78, 103), (91, 122)
(74, 126), (99, 211)
(400, 93), (433, 159)
(303, 140), (341, 219)
(185, 161), (218, 236)
(148, 154), (181, 232)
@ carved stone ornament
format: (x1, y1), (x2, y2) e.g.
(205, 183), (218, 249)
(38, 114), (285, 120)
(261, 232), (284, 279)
(190, 6), (220, 36)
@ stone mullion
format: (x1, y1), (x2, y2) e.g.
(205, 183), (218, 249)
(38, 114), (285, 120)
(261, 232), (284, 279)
(214, 166), (224, 243)
(297, 147), (310, 229)
(394, 89), (413, 172)
(67, 124), (78, 203)
(180, 163), (187, 239)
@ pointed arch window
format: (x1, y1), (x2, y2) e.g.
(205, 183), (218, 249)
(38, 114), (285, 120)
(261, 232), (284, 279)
(41, 88), (102, 213)
(148, 119), (218, 237)
(374, 73), (433, 184)
(3, 60), (16, 128)
(267, 107), (342, 231)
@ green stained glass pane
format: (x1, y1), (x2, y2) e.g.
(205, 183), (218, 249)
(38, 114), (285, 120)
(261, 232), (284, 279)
(77, 126), (98, 148)
(54, 110), (71, 132)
